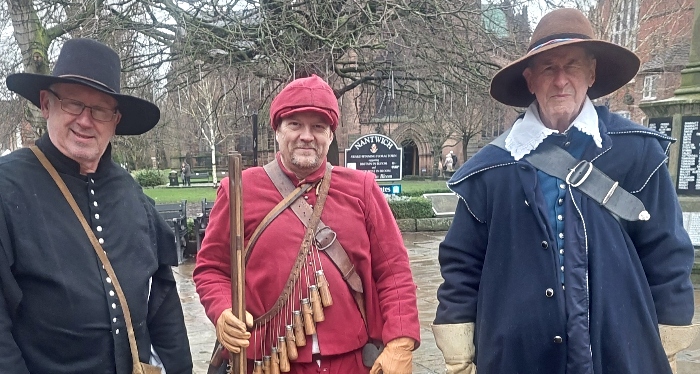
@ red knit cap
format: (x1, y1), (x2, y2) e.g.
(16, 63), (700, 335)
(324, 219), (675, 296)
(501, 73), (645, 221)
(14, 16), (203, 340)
(270, 75), (339, 132)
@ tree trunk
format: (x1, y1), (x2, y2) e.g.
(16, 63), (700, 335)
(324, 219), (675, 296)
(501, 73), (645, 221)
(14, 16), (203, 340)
(7, 0), (51, 137)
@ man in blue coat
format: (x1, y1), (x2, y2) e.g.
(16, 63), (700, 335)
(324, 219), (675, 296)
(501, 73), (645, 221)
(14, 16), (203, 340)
(433, 8), (699, 374)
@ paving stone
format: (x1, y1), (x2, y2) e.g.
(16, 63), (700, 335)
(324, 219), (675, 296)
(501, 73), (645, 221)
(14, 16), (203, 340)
(175, 231), (700, 373)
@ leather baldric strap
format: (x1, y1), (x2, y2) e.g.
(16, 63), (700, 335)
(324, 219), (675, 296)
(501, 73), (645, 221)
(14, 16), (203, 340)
(244, 182), (314, 263)
(252, 165), (332, 326)
(264, 161), (367, 322)
(491, 131), (650, 222)
(30, 146), (159, 374)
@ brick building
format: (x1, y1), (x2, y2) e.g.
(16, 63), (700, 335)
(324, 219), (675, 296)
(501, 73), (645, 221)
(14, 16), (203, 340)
(594, 0), (694, 123)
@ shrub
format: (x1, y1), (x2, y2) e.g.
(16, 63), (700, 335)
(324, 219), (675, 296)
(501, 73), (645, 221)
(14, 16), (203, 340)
(388, 196), (434, 219)
(133, 169), (167, 188)
(402, 175), (426, 181)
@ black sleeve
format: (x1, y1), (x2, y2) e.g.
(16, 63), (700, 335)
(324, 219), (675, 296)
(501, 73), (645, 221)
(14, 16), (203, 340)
(0, 202), (30, 373)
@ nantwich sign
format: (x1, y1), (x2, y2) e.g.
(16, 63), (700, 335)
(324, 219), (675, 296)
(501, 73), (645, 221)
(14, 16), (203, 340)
(345, 134), (402, 181)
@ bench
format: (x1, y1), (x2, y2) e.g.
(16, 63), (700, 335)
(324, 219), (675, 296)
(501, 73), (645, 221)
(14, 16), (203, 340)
(193, 199), (216, 254)
(190, 172), (211, 183)
(155, 200), (187, 263)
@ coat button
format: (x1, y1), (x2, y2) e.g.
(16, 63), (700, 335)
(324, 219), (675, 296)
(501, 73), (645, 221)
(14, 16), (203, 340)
(554, 336), (563, 344)
(545, 288), (554, 297)
(541, 241), (548, 249)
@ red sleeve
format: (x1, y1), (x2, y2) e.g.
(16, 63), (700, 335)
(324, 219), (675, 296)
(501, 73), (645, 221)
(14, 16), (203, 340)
(192, 179), (232, 325)
(363, 173), (421, 347)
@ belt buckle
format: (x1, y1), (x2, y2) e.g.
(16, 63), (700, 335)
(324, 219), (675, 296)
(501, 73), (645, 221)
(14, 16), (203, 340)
(315, 226), (337, 250)
(566, 160), (593, 188)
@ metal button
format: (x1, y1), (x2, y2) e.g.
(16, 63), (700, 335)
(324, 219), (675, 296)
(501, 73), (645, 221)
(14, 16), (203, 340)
(559, 183), (566, 189)
(111, 303), (117, 309)
(98, 238), (104, 244)
(564, 141), (571, 147)
(95, 214), (100, 219)
(91, 190), (95, 195)
(558, 198), (564, 205)
(561, 266), (565, 272)
(545, 288), (554, 297)
(106, 277), (112, 284)
(560, 249), (564, 255)
(113, 318), (117, 323)
(97, 226), (103, 232)
(557, 215), (563, 221)
(115, 329), (120, 335)
(525, 200), (529, 206)
(541, 241), (548, 249)
(93, 201), (98, 207)
(90, 178), (95, 183)
(554, 336), (563, 343)
(558, 233), (564, 239)
(109, 290), (115, 297)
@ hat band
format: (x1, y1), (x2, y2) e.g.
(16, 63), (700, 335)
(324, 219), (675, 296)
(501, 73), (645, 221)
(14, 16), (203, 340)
(528, 33), (591, 53)
(56, 74), (116, 93)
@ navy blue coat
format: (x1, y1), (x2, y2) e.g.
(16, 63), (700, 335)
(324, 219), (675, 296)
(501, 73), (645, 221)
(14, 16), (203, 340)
(435, 106), (695, 374)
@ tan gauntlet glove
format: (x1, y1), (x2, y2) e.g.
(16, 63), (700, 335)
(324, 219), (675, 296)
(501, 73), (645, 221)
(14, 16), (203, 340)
(216, 308), (254, 354)
(369, 337), (415, 374)
(432, 323), (477, 374)
(659, 323), (700, 374)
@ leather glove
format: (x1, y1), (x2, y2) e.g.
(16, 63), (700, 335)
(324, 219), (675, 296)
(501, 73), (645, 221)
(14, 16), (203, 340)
(369, 337), (415, 374)
(432, 323), (477, 374)
(216, 308), (253, 354)
(659, 323), (700, 374)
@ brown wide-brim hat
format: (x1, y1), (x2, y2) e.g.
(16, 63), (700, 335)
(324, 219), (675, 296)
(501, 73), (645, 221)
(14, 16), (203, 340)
(490, 8), (641, 108)
(6, 38), (160, 135)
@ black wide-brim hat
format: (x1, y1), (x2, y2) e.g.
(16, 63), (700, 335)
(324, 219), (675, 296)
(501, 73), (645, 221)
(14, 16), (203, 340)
(490, 8), (641, 108)
(5, 38), (160, 135)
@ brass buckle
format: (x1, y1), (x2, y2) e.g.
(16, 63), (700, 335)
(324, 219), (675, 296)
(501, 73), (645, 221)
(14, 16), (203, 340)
(566, 160), (593, 188)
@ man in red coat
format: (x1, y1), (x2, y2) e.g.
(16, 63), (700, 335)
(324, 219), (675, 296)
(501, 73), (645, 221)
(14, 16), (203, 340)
(193, 75), (420, 374)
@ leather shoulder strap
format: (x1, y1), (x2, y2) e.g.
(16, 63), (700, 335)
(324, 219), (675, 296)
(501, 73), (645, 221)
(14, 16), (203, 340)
(30, 146), (149, 374)
(263, 161), (366, 321)
(490, 131), (649, 222)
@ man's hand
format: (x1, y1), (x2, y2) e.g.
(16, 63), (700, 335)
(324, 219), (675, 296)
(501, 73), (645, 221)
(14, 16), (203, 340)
(215, 308), (253, 354)
(369, 337), (415, 374)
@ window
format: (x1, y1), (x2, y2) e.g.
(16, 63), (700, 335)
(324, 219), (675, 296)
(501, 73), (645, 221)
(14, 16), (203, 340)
(643, 75), (659, 100)
(611, 0), (639, 50)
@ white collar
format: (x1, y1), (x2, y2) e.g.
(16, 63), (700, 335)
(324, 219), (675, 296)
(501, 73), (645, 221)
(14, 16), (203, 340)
(505, 97), (602, 160)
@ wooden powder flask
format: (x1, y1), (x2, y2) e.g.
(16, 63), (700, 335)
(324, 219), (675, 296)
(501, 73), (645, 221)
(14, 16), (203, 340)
(300, 298), (316, 335)
(315, 270), (333, 307)
(270, 347), (280, 374)
(253, 361), (263, 374)
(263, 356), (271, 374)
(277, 336), (291, 372)
(292, 311), (306, 346)
(309, 285), (325, 322)
(285, 325), (299, 359)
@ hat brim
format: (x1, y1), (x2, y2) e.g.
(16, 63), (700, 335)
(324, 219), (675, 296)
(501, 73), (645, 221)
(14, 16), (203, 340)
(6, 73), (160, 135)
(490, 40), (641, 107)
(278, 106), (337, 132)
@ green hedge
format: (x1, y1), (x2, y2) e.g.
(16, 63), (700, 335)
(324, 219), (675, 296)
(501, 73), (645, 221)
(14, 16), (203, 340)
(133, 169), (167, 188)
(388, 197), (434, 219)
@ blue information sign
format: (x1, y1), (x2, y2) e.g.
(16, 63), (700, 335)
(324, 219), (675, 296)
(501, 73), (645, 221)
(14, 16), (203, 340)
(379, 184), (402, 195)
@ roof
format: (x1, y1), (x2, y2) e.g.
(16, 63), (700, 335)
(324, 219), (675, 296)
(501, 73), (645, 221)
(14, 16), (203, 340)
(640, 41), (690, 73)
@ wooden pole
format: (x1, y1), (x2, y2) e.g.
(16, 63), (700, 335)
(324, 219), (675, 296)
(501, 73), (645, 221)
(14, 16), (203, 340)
(229, 152), (247, 373)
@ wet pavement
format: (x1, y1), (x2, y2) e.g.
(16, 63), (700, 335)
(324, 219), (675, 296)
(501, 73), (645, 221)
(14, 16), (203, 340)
(174, 231), (700, 373)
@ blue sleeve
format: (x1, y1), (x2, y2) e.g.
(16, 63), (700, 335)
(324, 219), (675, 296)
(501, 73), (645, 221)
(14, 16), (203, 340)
(627, 142), (695, 326)
(434, 194), (488, 325)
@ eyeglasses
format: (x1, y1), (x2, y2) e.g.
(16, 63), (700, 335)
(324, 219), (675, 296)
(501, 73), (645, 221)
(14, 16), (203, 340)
(46, 89), (118, 123)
